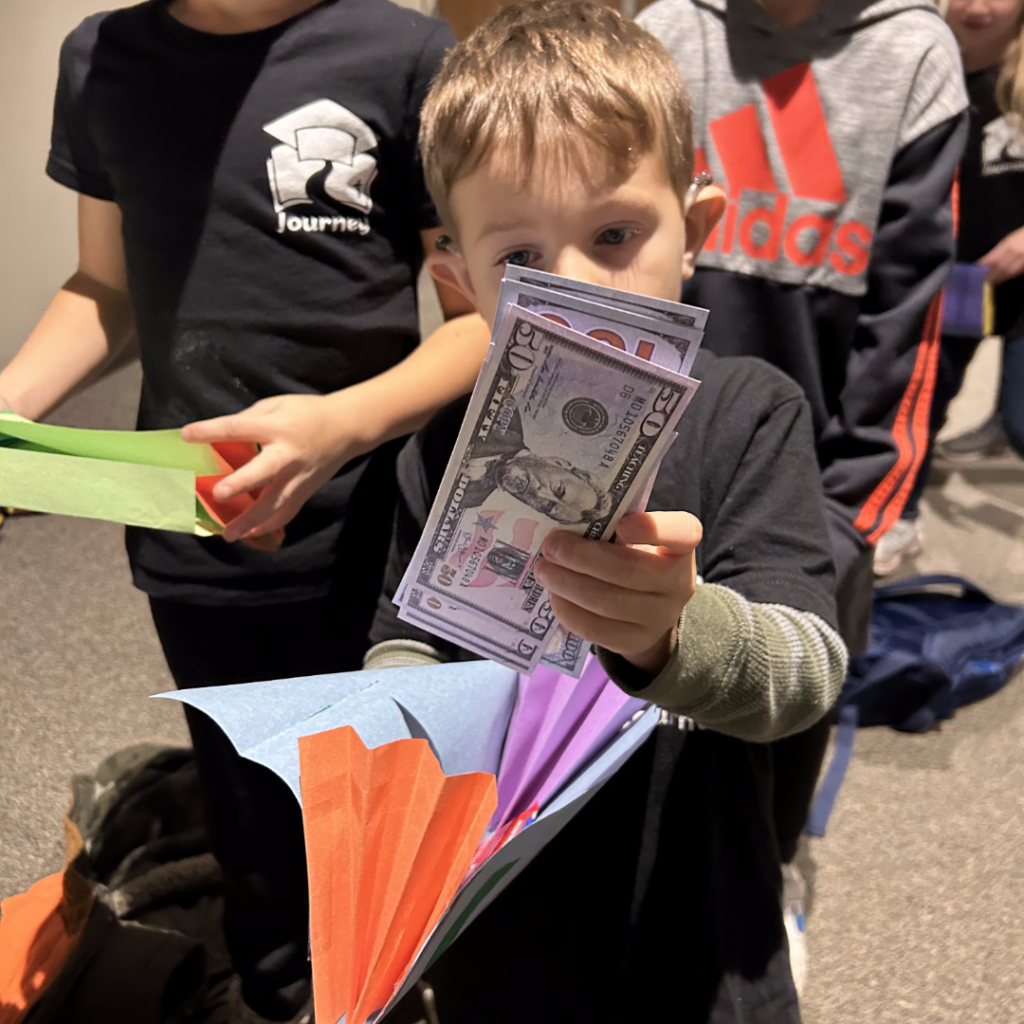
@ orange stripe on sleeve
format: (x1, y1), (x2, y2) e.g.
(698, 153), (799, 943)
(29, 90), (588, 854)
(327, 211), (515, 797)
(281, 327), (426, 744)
(951, 170), (960, 237)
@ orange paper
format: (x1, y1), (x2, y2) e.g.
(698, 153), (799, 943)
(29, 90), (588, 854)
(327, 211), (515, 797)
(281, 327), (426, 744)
(299, 726), (496, 1024)
(0, 874), (78, 1023)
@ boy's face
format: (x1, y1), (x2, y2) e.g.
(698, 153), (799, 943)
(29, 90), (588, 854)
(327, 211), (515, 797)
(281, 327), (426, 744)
(428, 147), (725, 326)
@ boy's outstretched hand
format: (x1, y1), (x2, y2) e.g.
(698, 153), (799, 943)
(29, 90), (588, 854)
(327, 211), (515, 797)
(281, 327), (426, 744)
(534, 511), (702, 676)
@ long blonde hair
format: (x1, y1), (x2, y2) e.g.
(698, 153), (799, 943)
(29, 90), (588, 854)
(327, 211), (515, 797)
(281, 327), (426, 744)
(996, 20), (1024, 121)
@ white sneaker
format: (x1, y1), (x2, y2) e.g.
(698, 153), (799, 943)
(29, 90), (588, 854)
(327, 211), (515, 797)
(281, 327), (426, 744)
(872, 517), (924, 576)
(781, 863), (808, 998)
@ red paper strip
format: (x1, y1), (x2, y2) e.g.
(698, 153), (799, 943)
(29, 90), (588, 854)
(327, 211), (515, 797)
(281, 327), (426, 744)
(194, 441), (284, 551)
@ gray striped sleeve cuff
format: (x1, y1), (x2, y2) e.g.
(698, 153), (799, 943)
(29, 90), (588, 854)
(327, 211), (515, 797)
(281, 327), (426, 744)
(363, 639), (445, 671)
(598, 583), (848, 742)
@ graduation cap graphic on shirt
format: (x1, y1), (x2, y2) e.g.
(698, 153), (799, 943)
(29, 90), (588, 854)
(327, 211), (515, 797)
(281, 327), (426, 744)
(263, 98), (379, 214)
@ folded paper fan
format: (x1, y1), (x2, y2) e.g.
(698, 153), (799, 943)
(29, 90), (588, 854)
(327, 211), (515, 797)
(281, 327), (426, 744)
(0, 413), (281, 546)
(161, 659), (659, 1021)
(299, 725), (496, 1024)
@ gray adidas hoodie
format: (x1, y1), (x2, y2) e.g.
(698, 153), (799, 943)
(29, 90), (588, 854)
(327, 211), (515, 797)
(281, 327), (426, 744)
(641, 0), (965, 294)
(640, 0), (968, 646)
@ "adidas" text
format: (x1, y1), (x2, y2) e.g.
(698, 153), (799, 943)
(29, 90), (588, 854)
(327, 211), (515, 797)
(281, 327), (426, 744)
(705, 194), (871, 276)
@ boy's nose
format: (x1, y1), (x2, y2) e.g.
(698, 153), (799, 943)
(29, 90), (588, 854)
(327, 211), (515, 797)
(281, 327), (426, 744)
(551, 248), (605, 286)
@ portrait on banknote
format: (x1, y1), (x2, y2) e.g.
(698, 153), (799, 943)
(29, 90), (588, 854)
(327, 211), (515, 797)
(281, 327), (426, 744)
(460, 403), (613, 526)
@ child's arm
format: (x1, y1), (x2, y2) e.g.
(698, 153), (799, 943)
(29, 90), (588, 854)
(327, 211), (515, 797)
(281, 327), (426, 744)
(0, 196), (137, 420)
(537, 514), (848, 743)
(599, 582), (845, 742)
(182, 310), (490, 541)
(978, 226), (1024, 285)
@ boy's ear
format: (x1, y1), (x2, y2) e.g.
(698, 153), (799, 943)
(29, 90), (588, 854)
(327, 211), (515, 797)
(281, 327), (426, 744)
(426, 243), (479, 311)
(681, 184), (726, 280)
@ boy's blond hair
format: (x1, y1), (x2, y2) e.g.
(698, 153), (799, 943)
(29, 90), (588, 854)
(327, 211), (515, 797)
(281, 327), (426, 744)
(420, 0), (695, 232)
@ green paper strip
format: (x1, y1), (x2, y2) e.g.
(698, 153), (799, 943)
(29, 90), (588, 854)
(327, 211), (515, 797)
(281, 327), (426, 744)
(0, 445), (199, 533)
(194, 500), (219, 537)
(0, 412), (221, 475)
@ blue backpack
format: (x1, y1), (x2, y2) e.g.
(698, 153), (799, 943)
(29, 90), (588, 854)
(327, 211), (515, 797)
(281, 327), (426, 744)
(807, 574), (1024, 835)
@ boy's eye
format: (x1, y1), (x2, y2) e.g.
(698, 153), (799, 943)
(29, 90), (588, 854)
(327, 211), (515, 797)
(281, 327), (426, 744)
(596, 227), (636, 246)
(500, 249), (536, 267)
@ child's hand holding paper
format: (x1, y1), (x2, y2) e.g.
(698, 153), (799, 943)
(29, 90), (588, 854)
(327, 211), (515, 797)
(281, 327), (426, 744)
(183, 392), (367, 542)
(979, 225), (1024, 286)
(0, 412), (282, 548)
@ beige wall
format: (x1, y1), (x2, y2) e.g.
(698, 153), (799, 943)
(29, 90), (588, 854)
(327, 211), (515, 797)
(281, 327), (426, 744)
(0, 0), (113, 368)
(0, 0), (439, 371)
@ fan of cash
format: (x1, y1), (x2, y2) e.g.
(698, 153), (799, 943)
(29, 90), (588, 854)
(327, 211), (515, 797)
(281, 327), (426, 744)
(395, 267), (708, 677)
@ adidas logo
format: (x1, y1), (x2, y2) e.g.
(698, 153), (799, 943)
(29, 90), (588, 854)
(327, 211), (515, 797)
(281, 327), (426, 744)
(700, 63), (873, 277)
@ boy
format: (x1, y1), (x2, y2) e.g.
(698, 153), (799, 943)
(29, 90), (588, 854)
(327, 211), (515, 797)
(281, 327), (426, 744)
(637, 0), (969, 980)
(365, 4), (847, 1021)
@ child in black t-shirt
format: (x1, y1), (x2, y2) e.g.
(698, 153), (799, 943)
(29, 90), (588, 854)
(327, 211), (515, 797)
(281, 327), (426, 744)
(365, 5), (847, 1021)
(939, 0), (1024, 459)
(0, 2), (482, 1020)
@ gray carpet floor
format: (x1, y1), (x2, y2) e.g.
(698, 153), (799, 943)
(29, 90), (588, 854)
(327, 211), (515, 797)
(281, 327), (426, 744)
(1, 343), (1022, 1023)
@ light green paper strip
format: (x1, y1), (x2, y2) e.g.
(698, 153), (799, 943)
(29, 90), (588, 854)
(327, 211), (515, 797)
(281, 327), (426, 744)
(0, 445), (199, 533)
(0, 412), (221, 475)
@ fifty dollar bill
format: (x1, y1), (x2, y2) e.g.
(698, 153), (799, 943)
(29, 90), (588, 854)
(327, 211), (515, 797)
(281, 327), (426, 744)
(497, 269), (708, 674)
(396, 304), (699, 674)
